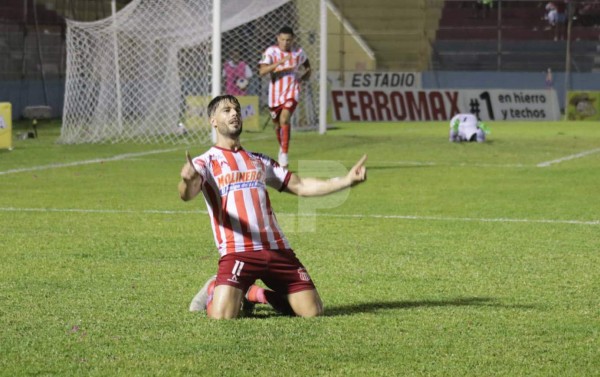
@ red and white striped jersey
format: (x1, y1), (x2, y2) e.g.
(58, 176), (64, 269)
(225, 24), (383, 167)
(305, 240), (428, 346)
(259, 45), (308, 108)
(191, 146), (292, 256)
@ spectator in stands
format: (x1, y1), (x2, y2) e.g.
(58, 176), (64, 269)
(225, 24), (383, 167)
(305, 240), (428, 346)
(576, 0), (600, 27)
(545, 68), (554, 89)
(474, 0), (493, 19)
(544, 1), (567, 40)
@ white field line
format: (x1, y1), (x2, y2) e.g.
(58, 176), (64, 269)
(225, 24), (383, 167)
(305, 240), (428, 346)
(0, 134), (274, 176)
(537, 147), (600, 167)
(355, 160), (525, 168)
(1, 207), (598, 226)
(0, 148), (180, 176)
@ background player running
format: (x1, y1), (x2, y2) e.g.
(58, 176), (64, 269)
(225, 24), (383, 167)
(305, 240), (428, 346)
(258, 26), (311, 168)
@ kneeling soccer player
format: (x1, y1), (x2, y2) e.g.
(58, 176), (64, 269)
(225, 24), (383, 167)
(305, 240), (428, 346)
(179, 94), (367, 319)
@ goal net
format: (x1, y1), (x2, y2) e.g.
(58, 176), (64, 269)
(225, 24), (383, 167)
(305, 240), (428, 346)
(60, 0), (321, 144)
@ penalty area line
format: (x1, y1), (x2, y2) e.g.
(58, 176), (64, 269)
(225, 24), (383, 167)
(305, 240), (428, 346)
(310, 213), (600, 226)
(0, 148), (180, 176)
(340, 160), (525, 168)
(1, 207), (598, 226)
(0, 134), (274, 177)
(537, 147), (600, 167)
(0, 207), (207, 215)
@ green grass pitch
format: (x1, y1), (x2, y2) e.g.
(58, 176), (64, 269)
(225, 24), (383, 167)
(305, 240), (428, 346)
(1, 119), (599, 376)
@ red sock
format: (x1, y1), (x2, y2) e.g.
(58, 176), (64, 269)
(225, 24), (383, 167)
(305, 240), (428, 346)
(246, 285), (294, 315)
(246, 285), (268, 304)
(205, 280), (217, 316)
(280, 124), (290, 153)
(275, 126), (282, 146)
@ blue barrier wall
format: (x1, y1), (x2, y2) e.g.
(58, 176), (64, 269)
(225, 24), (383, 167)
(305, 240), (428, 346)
(0, 79), (65, 120)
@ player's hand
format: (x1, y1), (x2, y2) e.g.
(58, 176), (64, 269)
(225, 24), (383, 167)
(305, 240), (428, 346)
(180, 150), (199, 181)
(274, 55), (292, 71)
(348, 154), (367, 186)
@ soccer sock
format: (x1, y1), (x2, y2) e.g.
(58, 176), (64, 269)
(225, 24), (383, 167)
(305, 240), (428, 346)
(280, 124), (291, 153)
(275, 125), (282, 146)
(205, 280), (217, 317)
(245, 285), (294, 316)
(245, 284), (268, 304)
(278, 151), (288, 167)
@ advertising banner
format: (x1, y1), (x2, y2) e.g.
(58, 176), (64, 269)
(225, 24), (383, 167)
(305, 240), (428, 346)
(0, 102), (12, 150)
(566, 91), (600, 121)
(328, 71), (422, 90)
(330, 89), (561, 122)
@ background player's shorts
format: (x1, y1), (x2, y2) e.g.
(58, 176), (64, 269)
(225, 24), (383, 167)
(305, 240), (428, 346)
(215, 249), (315, 294)
(269, 99), (298, 121)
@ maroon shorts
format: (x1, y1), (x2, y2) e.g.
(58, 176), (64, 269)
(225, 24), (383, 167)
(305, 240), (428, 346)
(215, 249), (315, 294)
(269, 99), (298, 121)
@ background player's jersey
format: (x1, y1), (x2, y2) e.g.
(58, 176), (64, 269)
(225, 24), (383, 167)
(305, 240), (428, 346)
(450, 113), (479, 141)
(191, 147), (292, 256)
(259, 45), (308, 108)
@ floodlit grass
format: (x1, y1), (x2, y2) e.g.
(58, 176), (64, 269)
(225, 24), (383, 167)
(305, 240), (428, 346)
(1, 119), (599, 376)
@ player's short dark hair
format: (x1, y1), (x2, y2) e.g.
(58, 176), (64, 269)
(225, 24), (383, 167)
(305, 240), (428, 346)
(278, 26), (294, 36)
(208, 95), (241, 118)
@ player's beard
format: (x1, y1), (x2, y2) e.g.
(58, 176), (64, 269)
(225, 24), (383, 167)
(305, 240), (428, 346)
(218, 119), (242, 138)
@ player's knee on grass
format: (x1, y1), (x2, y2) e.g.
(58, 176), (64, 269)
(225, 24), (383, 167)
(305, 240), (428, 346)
(288, 289), (324, 318)
(208, 285), (244, 319)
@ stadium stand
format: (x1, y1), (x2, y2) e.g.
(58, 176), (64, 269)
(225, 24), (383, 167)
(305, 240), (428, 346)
(0, 0), (130, 80)
(328, 0), (444, 70)
(433, 0), (600, 72)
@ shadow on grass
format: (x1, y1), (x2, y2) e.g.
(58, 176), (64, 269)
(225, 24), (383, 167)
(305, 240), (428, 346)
(246, 297), (538, 319)
(322, 297), (538, 317)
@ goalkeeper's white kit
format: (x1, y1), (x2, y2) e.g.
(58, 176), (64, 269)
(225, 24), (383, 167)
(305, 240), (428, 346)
(449, 113), (486, 143)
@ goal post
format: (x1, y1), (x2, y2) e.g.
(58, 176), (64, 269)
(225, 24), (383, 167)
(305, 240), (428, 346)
(60, 0), (323, 144)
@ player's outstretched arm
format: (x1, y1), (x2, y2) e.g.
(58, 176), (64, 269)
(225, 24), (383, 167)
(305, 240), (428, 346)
(285, 154), (367, 197)
(179, 151), (203, 201)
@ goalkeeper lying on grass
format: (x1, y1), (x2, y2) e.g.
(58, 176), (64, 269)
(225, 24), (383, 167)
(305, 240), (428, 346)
(449, 113), (490, 143)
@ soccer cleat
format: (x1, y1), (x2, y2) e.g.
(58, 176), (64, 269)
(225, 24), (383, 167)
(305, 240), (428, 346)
(189, 275), (216, 312)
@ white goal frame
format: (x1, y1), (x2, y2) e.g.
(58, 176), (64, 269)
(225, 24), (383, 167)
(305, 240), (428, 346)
(60, 0), (327, 144)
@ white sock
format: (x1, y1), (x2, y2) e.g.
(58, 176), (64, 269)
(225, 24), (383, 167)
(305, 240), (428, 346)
(278, 151), (288, 167)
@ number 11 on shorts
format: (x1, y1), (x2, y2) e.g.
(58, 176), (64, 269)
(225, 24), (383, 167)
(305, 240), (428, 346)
(231, 260), (245, 280)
